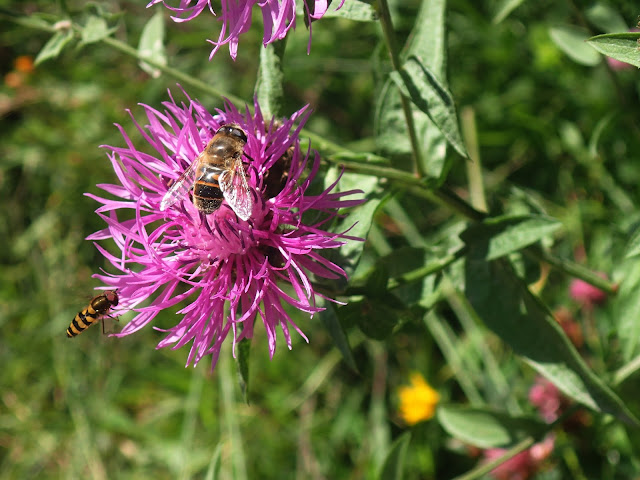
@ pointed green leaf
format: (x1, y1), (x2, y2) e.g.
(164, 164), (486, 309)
(393, 55), (468, 158)
(322, 1), (378, 21)
(34, 30), (75, 66)
(460, 214), (562, 261)
(332, 173), (384, 280)
(465, 249), (638, 425)
(549, 25), (601, 66)
(356, 299), (400, 340)
(318, 301), (358, 371)
(438, 405), (547, 448)
(377, 433), (411, 480)
(138, 11), (166, 78)
(404, 0), (446, 77)
(255, 40), (286, 118)
(492, 0), (527, 24)
(375, 0), (451, 181)
(80, 15), (115, 45)
(613, 258), (640, 361)
(625, 229), (640, 259)
(587, 32), (640, 68)
(585, 4), (628, 33)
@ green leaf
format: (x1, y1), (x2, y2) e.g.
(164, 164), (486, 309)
(375, 0), (451, 181)
(235, 336), (251, 403)
(465, 250), (639, 425)
(587, 33), (640, 68)
(377, 433), (411, 480)
(492, 0), (527, 24)
(255, 40), (286, 118)
(322, 0), (378, 22)
(437, 405), (547, 449)
(332, 173), (384, 280)
(393, 55), (468, 158)
(460, 214), (562, 261)
(404, 0), (446, 77)
(549, 25), (601, 66)
(318, 301), (357, 371)
(34, 29), (75, 66)
(625, 229), (640, 259)
(80, 15), (115, 45)
(138, 11), (167, 78)
(346, 299), (398, 340)
(585, 4), (628, 33)
(613, 258), (640, 361)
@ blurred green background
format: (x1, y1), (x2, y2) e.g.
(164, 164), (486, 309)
(2, 0), (640, 478)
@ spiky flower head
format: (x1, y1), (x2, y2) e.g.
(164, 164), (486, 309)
(146, 0), (345, 60)
(88, 89), (363, 368)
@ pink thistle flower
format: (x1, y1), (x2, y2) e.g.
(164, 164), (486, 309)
(483, 435), (555, 480)
(569, 274), (608, 307)
(528, 376), (562, 423)
(147, 0), (346, 60)
(87, 89), (363, 368)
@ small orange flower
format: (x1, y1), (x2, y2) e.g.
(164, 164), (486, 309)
(14, 55), (35, 74)
(398, 372), (440, 425)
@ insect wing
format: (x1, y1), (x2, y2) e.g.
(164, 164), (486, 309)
(219, 159), (253, 221)
(160, 157), (200, 211)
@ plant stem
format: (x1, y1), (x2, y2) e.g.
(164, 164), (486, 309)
(376, 0), (424, 177)
(524, 246), (618, 295)
(452, 436), (536, 480)
(99, 36), (246, 106)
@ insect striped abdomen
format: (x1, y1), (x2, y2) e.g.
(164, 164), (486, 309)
(67, 291), (119, 338)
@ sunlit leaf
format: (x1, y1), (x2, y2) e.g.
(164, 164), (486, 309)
(393, 56), (468, 158)
(549, 25), (601, 66)
(80, 15), (116, 45)
(255, 40), (285, 118)
(438, 405), (547, 448)
(613, 258), (640, 361)
(375, 0), (451, 181)
(460, 214), (562, 261)
(492, 0), (527, 24)
(34, 30), (75, 66)
(625, 230), (640, 259)
(585, 4), (628, 33)
(138, 11), (166, 78)
(587, 32), (640, 68)
(322, 0), (377, 21)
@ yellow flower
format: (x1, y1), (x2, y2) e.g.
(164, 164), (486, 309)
(398, 372), (440, 425)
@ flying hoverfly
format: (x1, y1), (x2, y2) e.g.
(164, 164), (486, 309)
(67, 290), (119, 338)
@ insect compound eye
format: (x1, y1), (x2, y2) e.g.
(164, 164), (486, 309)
(229, 127), (247, 144)
(216, 124), (247, 144)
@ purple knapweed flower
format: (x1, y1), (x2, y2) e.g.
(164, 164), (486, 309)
(146, 0), (345, 60)
(87, 89), (363, 368)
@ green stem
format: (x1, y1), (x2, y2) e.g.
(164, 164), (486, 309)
(255, 38), (287, 118)
(99, 35), (246, 106)
(376, 0), (424, 177)
(612, 353), (640, 386)
(524, 245), (618, 295)
(344, 247), (466, 296)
